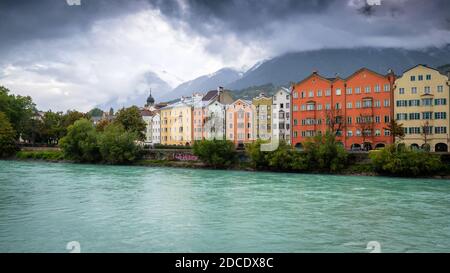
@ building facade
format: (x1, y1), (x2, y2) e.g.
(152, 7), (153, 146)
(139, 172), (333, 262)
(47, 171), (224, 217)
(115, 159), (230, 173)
(160, 95), (202, 146)
(394, 64), (450, 152)
(252, 93), (272, 141)
(272, 88), (291, 144)
(226, 99), (255, 147)
(291, 68), (396, 150)
(151, 113), (161, 144)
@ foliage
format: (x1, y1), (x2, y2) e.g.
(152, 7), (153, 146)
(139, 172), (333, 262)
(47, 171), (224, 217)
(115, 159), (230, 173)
(0, 112), (18, 157)
(16, 150), (64, 161)
(95, 119), (111, 132)
(0, 86), (36, 139)
(384, 119), (405, 141)
(370, 145), (443, 176)
(114, 106), (146, 140)
(245, 140), (269, 169)
(59, 118), (100, 162)
(87, 108), (104, 117)
(97, 123), (141, 164)
(153, 144), (192, 149)
(193, 139), (237, 168)
(303, 132), (348, 172)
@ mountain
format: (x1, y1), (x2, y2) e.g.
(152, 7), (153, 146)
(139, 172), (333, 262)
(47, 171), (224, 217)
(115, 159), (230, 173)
(438, 64), (450, 75)
(227, 45), (450, 90)
(163, 68), (242, 100)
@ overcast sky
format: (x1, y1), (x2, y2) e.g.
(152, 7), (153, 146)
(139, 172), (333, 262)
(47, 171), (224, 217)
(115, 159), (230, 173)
(0, 0), (449, 111)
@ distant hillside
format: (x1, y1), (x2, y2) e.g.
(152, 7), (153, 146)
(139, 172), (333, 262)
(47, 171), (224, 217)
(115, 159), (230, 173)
(231, 84), (280, 100)
(227, 45), (450, 90)
(438, 64), (450, 75)
(163, 68), (242, 100)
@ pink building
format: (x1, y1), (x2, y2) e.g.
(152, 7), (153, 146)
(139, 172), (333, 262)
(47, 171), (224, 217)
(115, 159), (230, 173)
(226, 99), (255, 148)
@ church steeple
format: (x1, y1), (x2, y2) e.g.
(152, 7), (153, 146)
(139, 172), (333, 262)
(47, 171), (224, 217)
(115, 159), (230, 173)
(146, 89), (155, 107)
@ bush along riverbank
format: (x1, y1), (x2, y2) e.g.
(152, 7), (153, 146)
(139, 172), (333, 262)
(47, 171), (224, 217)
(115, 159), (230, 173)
(8, 129), (450, 178)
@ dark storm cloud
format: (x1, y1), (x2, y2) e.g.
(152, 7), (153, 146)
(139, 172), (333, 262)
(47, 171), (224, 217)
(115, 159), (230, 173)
(0, 0), (143, 54)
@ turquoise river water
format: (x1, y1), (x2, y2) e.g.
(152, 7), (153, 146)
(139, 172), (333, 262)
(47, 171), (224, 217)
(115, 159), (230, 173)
(0, 160), (449, 252)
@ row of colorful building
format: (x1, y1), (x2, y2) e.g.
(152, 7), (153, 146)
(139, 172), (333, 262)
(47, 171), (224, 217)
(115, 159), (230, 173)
(139, 64), (450, 152)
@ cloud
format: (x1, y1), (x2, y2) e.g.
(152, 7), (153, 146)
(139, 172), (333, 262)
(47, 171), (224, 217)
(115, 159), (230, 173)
(0, 0), (449, 111)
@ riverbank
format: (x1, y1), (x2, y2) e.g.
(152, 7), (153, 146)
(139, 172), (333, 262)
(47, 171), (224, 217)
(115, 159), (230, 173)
(8, 150), (450, 179)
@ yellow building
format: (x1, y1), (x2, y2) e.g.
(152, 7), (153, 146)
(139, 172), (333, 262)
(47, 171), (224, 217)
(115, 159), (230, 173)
(394, 64), (450, 151)
(160, 95), (202, 146)
(252, 93), (273, 140)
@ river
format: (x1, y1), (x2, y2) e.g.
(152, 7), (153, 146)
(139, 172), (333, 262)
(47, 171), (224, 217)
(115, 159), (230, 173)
(0, 160), (449, 252)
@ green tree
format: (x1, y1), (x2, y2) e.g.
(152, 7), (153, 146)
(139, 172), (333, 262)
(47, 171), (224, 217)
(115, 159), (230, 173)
(384, 119), (405, 142)
(114, 106), (146, 140)
(303, 131), (348, 172)
(87, 108), (104, 118)
(0, 112), (17, 157)
(370, 145), (443, 176)
(98, 123), (141, 164)
(193, 139), (237, 168)
(0, 86), (36, 139)
(245, 139), (269, 169)
(41, 111), (64, 144)
(59, 118), (100, 162)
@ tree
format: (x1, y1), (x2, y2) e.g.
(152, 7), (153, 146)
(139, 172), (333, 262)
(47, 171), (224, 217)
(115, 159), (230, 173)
(384, 119), (405, 143)
(0, 86), (36, 139)
(114, 106), (146, 140)
(0, 112), (17, 157)
(95, 119), (111, 132)
(303, 131), (348, 172)
(41, 111), (64, 144)
(356, 114), (374, 150)
(421, 121), (432, 151)
(87, 108), (104, 118)
(97, 123), (141, 164)
(325, 107), (344, 136)
(59, 118), (100, 162)
(193, 139), (237, 168)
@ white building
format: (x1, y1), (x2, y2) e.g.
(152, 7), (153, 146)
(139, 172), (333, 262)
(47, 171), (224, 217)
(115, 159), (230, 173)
(151, 113), (161, 144)
(272, 87), (291, 144)
(205, 101), (227, 140)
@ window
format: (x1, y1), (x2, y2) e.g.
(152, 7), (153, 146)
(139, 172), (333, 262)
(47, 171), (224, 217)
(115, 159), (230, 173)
(384, 130), (391, 136)
(301, 105), (306, 111)
(325, 103), (331, 110)
(410, 75), (416, 81)
(435, 127), (447, 134)
(317, 104), (323, 110)
(422, 98), (433, 106)
(301, 91), (305, 98)
(365, 86), (371, 93)
(317, 90), (322, 97)
(426, 74), (431, 80)
(397, 113), (408, 120)
(435, 98), (447, 105)
(374, 85), (380, 92)
(375, 129), (381, 136)
(325, 89), (331, 96)
(384, 84), (390, 92)
(306, 103), (315, 111)
(356, 101), (361, 108)
(409, 100), (420, 106)
(409, 127), (420, 134)
(293, 131), (298, 138)
(399, 88), (405, 94)
(418, 75), (423, 81)
(409, 113), (420, 120)
(347, 117), (352, 124)
(335, 103), (341, 110)
(375, 116), (381, 123)
(355, 87), (361, 94)
(308, 91), (314, 98)
(356, 129), (361, 136)
(435, 112), (447, 119)
(384, 99), (390, 107)
(422, 126), (433, 135)
(424, 86), (431, 94)
(437, 86), (444, 93)
(293, 105), (298, 111)
(293, 92), (298, 98)
(363, 99), (372, 108)
(422, 112), (433, 120)
(375, 100), (381, 107)
(347, 102), (352, 109)
(347, 130), (353, 137)
(336, 88), (342, 96)
(293, 119), (298, 126)
(346, 88), (352, 95)
(411, 87), (417, 94)
(229, 123), (233, 129)
(384, 116), (390, 123)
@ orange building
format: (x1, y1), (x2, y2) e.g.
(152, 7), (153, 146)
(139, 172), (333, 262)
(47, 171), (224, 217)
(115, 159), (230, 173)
(226, 99), (255, 148)
(291, 68), (396, 150)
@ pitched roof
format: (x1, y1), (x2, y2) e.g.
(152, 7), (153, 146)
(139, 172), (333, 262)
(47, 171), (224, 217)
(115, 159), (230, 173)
(202, 90), (219, 101)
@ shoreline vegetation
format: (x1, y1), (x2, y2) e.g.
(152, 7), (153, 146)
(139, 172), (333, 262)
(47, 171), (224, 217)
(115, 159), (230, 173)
(8, 137), (450, 179)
